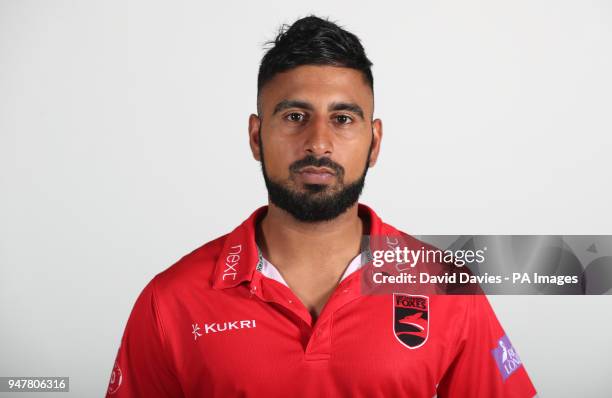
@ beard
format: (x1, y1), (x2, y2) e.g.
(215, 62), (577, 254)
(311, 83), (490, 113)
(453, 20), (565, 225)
(258, 128), (372, 222)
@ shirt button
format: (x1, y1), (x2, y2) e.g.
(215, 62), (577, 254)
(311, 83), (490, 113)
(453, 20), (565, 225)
(288, 299), (293, 304)
(342, 289), (350, 293)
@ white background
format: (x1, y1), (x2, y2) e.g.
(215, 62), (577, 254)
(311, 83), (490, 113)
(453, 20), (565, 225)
(1, 0), (611, 396)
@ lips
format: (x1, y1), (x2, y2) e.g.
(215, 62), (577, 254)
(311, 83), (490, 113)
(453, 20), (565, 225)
(298, 166), (336, 175)
(296, 166), (336, 184)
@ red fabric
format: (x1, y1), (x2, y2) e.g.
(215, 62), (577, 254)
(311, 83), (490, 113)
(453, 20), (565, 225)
(106, 203), (537, 397)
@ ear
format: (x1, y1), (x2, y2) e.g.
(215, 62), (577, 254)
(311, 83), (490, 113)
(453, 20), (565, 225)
(248, 114), (262, 161)
(368, 118), (383, 167)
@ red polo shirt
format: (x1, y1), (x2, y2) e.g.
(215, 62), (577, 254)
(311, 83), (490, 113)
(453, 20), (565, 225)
(106, 204), (537, 397)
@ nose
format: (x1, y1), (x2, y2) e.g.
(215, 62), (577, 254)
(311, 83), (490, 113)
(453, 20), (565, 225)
(304, 116), (333, 156)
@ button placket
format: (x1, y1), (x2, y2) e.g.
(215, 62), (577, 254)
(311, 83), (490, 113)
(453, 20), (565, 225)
(255, 273), (312, 326)
(305, 316), (332, 360)
(304, 270), (366, 359)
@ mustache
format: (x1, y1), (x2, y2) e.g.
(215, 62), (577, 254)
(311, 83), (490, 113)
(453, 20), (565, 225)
(289, 155), (345, 177)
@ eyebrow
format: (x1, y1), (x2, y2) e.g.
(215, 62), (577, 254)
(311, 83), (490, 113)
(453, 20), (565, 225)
(272, 99), (365, 120)
(329, 101), (365, 120)
(272, 100), (313, 115)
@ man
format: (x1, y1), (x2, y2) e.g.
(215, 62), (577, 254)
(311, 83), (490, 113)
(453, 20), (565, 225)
(106, 15), (537, 397)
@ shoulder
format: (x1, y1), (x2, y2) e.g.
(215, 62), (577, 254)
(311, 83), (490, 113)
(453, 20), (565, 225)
(151, 233), (229, 297)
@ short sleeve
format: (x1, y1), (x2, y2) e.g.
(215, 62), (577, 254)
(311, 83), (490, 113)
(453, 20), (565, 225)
(437, 295), (537, 398)
(105, 276), (183, 397)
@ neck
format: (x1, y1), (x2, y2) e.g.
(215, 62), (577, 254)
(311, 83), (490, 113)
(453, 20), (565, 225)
(256, 202), (365, 272)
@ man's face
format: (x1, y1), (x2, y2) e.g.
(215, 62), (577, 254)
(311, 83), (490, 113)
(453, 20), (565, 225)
(249, 65), (382, 222)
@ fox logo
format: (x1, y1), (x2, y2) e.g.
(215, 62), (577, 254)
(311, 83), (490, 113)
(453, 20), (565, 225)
(393, 294), (429, 349)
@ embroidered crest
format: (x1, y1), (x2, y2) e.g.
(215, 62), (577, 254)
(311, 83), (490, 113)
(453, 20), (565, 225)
(393, 293), (429, 349)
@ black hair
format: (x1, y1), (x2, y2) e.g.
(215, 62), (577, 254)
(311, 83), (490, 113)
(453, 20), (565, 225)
(257, 15), (373, 111)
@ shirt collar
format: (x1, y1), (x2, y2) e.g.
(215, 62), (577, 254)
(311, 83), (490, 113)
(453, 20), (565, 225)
(258, 250), (364, 287)
(211, 203), (395, 290)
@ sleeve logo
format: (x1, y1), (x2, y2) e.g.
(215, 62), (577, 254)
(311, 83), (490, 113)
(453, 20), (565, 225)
(491, 334), (523, 381)
(106, 360), (123, 395)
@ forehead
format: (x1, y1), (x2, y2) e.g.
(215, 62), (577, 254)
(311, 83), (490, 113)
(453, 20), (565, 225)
(259, 65), (373, 114)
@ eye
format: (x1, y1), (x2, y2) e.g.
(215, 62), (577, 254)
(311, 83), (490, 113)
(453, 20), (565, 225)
(286, 112), (306, 122)
(335, 114), (353, 125)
